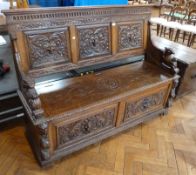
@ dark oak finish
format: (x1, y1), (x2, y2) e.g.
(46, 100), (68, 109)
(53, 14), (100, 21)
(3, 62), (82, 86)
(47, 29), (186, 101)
(36, 62), (173, 118)
(3, 5), (179, 166)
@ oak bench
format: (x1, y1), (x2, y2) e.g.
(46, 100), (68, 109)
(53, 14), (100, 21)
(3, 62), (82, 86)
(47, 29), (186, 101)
(3, 5), (179, 166)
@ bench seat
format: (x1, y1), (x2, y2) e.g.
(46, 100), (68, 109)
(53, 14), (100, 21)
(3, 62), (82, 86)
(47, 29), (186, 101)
(36, 61), (173, 118)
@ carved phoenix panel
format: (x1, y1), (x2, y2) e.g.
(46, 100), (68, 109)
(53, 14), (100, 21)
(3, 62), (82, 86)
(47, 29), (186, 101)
(57, 108), (115, 146)
(119, 23), (143, 51)
(124, 91), (165, 120)
(26, 30), (69, 68)
(78, 25), (111, 59)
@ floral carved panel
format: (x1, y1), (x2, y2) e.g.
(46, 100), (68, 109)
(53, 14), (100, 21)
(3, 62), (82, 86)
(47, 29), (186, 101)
(78, 25), (111, 59)
(124, 91), (166, 121)
(57, 107), (116, 147)
(25, 29), (69, 69)
(119, 22), (143, 51)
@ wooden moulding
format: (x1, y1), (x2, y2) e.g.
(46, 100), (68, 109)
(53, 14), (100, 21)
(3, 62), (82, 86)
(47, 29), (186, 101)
(69, 25), (79, 64)
(116, 101), (126, 127)
(143, 19), (148, 50)
(111, 22), (118, 55)
(16, 32), (30, 74)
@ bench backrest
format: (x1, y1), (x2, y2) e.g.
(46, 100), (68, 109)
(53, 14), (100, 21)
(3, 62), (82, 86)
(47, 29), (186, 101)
(3, 5), (151, 78)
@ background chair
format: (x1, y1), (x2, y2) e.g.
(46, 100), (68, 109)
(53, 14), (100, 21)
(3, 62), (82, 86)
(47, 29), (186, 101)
(160, 6), (188, 40)
(174, 9), (196, 46)
(150, 3), (174, 35)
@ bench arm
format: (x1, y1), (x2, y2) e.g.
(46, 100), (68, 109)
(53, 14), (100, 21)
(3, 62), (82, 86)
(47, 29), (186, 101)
(145, 21), (180, 105)
(14, 43), (50, 162)
(13, 43), (45, 122)
(161, 48), (180, 107)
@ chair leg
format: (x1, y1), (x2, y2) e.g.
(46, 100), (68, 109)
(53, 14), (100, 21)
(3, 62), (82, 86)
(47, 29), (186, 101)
(168, 28), (171, 39)
(182, 31), (187, 43)
(174, 29), (180, 42)
(160, 26), (164, 36)
(157, 24), (160, 35)
(187, 33), (192, 46)
(171, 29), (175, 40)
(169, 28), (174, 40)
(189, 34), (196, 47)
(164, 27), (167, 37)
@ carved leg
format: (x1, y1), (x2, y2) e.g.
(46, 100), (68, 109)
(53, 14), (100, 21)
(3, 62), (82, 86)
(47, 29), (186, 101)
(38, 122), (50, 162)
(162, 48), (180, 107)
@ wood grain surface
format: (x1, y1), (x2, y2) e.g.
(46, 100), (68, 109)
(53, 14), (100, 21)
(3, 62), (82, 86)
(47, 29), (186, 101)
(35, 61), (172, 118)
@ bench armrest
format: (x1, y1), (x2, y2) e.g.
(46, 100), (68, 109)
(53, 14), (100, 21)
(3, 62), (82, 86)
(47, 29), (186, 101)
(13, 41), (45, 123)
(14, 41), (50, 161)
(145, 21), (180, 106)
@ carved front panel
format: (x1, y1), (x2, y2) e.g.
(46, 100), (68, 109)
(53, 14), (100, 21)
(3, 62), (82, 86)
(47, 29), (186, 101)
(124, 91), (166, 121)
(78, 25), (111, 59)
(25, 28), (70, 68)
(118, 22), (143, 51)
(57, 107), (116, 147)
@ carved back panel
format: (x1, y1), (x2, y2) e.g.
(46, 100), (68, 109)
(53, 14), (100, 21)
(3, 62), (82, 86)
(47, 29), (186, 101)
(118, 22), (143, 51)
(77, 24), (112, 60)
(25, 28), (70, 69)
(3, 5), (152, 78)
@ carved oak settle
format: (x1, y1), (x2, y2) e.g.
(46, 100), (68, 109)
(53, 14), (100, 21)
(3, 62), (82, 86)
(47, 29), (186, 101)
(3, 5), (179, 166)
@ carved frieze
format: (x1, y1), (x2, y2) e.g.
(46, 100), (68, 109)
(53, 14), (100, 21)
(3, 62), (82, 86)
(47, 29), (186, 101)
(25, 29), (69, 68)
(6, 7), (151, 23)
(119, 23), (143, 51)
(78, 25), (111, 59)
(57, 108), (116, 146)
(124, 91), (165, 120)
(4, 6), (151, 38)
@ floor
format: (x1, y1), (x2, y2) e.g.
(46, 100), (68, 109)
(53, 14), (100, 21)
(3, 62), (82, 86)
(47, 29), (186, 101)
(0, 91), (196, 175)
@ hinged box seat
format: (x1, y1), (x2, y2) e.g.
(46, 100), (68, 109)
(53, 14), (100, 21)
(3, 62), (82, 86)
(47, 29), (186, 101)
(3, 5), (179, 166)
(36, 62), (173, 119)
